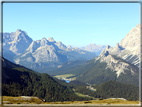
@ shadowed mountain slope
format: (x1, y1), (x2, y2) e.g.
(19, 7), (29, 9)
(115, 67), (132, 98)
(2, 57), (91, 102)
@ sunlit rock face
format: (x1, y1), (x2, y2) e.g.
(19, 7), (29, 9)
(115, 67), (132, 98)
(3, 29), (33, 55)
(95, 50), (136, 78)
(94, 24), (140, 78)
(120, 24), (140, 55)
(105, 24), (140, 67)
(118, 24), (140, 67)
(3, 29), (96, 70)
(14, 34), (96, 66)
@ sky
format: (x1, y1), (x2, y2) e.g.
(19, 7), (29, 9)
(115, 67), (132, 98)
(3, 3), (140, 47)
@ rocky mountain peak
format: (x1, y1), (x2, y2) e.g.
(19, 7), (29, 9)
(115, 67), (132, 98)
(99, 24), (140, 67)
(115, 43), (119, 48)
(94, 24), (140, 77)
(120, 24), (140, 52)
(14, 29), (32, 42)
(136, 23), (140, 27)
(41, 37), (48, 46)
(99, 50), (109, 58)
(47, 37), (55, 42)
(106, 45), (111, 50)
(16, 29), (22, 32)
(67, 45), (72, 48)
(41, 37), (47, 41)
(41, 37), (47, 40)
(15, 29), (28, 36)
(3, 29), (33, 55)
(114, 43), (123, 50)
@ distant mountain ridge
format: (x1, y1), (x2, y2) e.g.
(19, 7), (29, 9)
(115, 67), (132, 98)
(3, 29), (96, 71)
(80, 44), (106, 56)
(2, 24), (140, 75)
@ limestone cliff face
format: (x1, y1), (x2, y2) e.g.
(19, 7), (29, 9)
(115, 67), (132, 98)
(3, 29), (33, 55)
(14, 35), (96, 66)
(120, 24), (140, 56)
(103, 24), (140, 67)
(119, 24), (140, 66)
(4, 29), (96, 70)
(20, 38), (58, 63)
(94, 24), (140, 77)
(95, 50), (136, 78)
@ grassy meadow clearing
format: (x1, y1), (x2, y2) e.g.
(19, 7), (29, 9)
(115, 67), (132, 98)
(2, 96), (140, 105)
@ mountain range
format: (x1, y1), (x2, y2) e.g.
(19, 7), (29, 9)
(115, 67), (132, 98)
(3, 29), (100, 71)
(2, 24), (140, 102)
(46, 24), (140, 86)
(80, 44), (106, 56)
(2, 24), (140, 85)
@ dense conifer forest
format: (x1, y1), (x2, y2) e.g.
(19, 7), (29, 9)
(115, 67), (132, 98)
(2, 58), (91, 102)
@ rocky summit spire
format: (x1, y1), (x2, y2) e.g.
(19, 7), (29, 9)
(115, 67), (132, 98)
(3, 29), (33, 55)
(15, 29), (28, 35)
(115, 43), (120, 49)
(41, 37), (47, 41)
(16, 29), (22, 32)
(41, 37), (48, 46)
(106, 45), (110, 50)
(97, 24), (140, 67)
(47, 37), (55, 42)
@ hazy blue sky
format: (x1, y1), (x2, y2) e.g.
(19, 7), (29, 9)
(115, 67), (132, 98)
(3, 3), (140, 47)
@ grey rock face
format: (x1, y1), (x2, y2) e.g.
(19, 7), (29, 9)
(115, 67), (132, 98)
(3, 29), (33, 55)
(95, 51), (137, 78)
(103, 24), (140, 67)
(14, 38), (58, 64)
(47, 37), (55, 42)
(2, 29), (95, 70)
(15, 37), (96, 66)
(55, 41), (67, 50)
(95, 24), (140, 77)
(120, 24), (140, 54)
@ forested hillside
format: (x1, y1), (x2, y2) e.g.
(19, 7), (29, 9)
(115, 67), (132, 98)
(2, 57), (91, 102)
(95, 80), (139, 101)
(54, 78), (139, 101)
